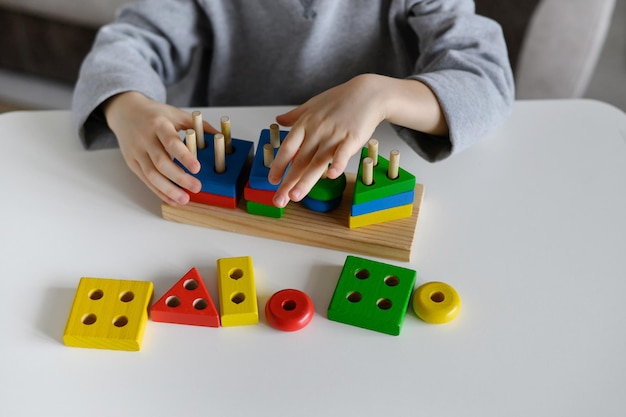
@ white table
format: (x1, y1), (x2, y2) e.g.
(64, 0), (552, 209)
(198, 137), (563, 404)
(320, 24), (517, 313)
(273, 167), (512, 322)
(1, 100), (625, 417)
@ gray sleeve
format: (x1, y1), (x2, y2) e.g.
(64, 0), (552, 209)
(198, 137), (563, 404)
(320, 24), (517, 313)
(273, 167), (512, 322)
(71, 0), (207, 149)
(395, 0), (515, 162)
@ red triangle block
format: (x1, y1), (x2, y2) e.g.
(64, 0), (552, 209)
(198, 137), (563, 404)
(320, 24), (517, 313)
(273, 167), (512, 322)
(151, 267), (220, 327)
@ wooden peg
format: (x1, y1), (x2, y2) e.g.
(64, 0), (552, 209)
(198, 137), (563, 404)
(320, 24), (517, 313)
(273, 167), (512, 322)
(263, 143), (274, 168)
(214, 133), (226, 173)
(362, 157), (374, 186)
(192, 111), (205, 149)
(270, 123), (281, 148)
(185, 129), (197, 158)
(220, 116), (232, 154)
(368, 139), (379, 166)
(388, 149), (400, 180)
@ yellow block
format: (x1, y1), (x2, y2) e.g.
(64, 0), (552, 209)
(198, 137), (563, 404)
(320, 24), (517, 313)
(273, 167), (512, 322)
(63, 277), (153, 351)
(349, 203), (413, 228)
(217, 256), (259, 326)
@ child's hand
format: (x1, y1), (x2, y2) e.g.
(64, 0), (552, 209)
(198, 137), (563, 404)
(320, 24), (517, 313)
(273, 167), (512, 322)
(103, 92), (217, 205)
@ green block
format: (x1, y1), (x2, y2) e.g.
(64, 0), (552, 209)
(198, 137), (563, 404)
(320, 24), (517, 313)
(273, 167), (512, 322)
(353, 148), (416, 205)
(307, 173), (347, 201)
(327, 255), (416, 336)
(246, 200), (284, 218)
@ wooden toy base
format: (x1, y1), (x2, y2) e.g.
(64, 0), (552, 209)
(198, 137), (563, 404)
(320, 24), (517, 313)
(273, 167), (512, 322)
(162, 174), (424, 261)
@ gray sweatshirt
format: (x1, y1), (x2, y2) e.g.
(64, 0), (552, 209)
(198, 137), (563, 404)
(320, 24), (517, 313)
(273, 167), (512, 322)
(72, 0), (514, 162)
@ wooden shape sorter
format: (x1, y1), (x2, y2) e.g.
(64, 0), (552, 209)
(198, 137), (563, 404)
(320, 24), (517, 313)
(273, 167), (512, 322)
(216, 256), (259, 326)
(353, 148), (416, 205)
(63, 277), (154, 351)
(162, 173), (424, 262)
(327, 256), (417, 336)
(150, 267), (220, 327)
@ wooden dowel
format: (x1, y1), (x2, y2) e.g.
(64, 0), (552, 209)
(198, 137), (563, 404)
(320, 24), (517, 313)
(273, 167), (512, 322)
(270, 123), (281, 148)
(220, 116), (232, 154)
(362, 157), (374, 186)
(185, 129), (197, 158)
(368, 138), (379, 166)
(263, 143), (274, 168)
(214, 133), (226, 173)
(192, 111), (205, 149)
(388, 149), (400, 180)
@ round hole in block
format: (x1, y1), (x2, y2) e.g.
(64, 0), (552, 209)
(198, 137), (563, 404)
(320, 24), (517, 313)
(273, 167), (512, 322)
(113, 316), (128, 327)
(89, 289), (104, 300)
(377, 298), (393, 310)
(119, 291), (134, 302)
(82, 313), (97, 325)
(166, 296), (181, 308)
(184, 279), (199, 290)
(281, 299), (297, 311)
(231, 292), (245, 304)
(347, 291), (362, 303)
(430, 291), (445, 303)
(355, 269), (370, 279)
(193, 298), (209, 310)
(384, 275), (400, 287)
(229, 269), (244, 280)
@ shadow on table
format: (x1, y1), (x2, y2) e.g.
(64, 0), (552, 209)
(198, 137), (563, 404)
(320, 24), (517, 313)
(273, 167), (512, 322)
(36, 286), (77, 344)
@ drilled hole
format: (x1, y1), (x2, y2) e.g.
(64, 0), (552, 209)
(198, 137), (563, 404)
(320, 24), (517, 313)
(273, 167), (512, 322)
(384, 276), (399, 286)
(113, 316), (128, 327)
(166, 296), (181, 308)
(282, 300), (297, 311)
(82, 313), (97, 325)
(347, 291), (362, 303)
(184, 279), (199, 290)
(194, 298), (209, 310)
(231, 292), (245, 304)
(355, 269), (370, 279)
(119, 291), (134, 302)
(377, 298), (392, 310)
(430, 291), (445, 303)
(89, 289), (103, 300)
(230, 269), (244, 280)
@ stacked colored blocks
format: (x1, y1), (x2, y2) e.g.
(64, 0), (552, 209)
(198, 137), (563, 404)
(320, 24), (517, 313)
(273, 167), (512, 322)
(245, 128), (289, 217)
(181, 133), (253, 209)
(327, 255), (416, 336)
(63, 277), (154, 351)
(349, 148), (416, 228)
(301, 173), (347, 213)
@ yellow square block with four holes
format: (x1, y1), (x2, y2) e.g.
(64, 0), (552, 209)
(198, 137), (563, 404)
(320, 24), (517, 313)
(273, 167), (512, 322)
(63, 277), (154, 351)
(217, 256), (259, 326)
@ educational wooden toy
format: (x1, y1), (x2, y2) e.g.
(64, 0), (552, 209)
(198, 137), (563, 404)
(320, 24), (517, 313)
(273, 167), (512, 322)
(63, 277), (154, 351)
(150, 267), (220, 327)
(248, 127), (289, 191)
(349, 203), (413, 228)
(327, 255), (416, 336)
(412, 282), (461, 324)
(300, 194), (343, 213)
(216, 256), (259, 326)
(265, 289), (314, 332)
(246, 200), (284, 218)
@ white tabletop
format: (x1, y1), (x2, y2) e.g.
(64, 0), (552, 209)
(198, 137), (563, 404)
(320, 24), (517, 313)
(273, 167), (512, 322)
(1, 100), (625, 417)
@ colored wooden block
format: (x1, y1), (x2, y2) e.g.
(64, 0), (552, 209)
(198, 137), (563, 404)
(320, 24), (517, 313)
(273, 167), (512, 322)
(353, 148), (416, 205)
(265, 289), (314, 332)
(246, 200), (284, 218)
(217, 256), (259, 326)
(307, 173), (347, 201)
(150, 267), (220, 327)
(327, 256), (416, 336)
(351, 190), (415, 216)
(243, 181), (276, 206)
(349, 203), (413, 228)
(301, 194), (342, 213)
(249, 128), (289, 191)
(63, 277), (154, 351)
(180, 135), (253, 198)
(186, 189), (238, 209)
(412, 282), (461, 324)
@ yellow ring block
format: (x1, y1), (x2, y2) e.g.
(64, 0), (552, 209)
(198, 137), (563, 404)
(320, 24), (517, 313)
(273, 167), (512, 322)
(412, 281), (461, 324)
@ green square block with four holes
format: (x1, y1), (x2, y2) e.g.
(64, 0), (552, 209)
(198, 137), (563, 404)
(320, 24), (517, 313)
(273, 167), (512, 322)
(327, 255), (417, 336)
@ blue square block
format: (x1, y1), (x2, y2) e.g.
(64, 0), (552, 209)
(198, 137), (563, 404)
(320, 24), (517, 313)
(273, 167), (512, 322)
(248, 129), (289, 191)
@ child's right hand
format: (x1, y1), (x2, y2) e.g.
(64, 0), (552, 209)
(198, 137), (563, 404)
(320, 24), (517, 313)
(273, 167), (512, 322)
(103, 92), (217, 205)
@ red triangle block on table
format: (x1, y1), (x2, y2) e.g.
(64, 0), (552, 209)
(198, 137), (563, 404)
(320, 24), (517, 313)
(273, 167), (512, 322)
(151, 267), (220, 327)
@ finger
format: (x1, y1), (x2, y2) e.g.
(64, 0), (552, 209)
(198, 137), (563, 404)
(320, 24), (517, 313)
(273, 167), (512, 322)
(154, 122), (201, 174)
(326, 141), (355, 179)
(276, 105), (305, 127)
(268, 126), (304, 184)
(130, 155), (190, 206)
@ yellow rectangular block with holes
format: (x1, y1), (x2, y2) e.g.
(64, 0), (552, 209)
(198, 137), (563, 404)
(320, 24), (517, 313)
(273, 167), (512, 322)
(217, 256), (259, 326)
(348, 203), (413, 228)
(63, 277), (154, 351)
